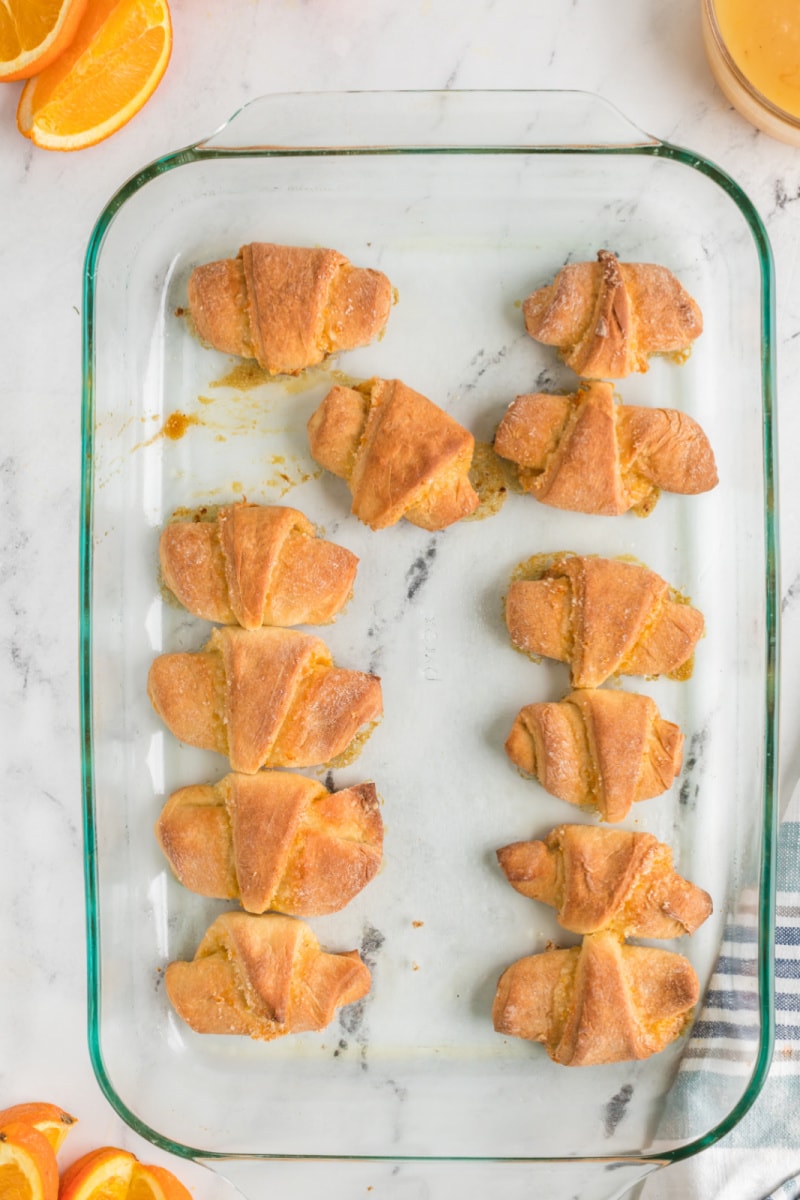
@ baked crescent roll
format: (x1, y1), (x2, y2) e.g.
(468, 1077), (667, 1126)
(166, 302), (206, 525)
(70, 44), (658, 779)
(157, 771), (383, 916)
(505, 689), (682, 821)
(494, 381), (717, 516)
(522, 249), (703, 378)
(307, 377), (479, 530)
(147, 626), (383, 773)
(187, 242), (393, 376)
(160, 502), (358, 629)
(505, 554), (704, 687)
(497, 824), (712, 938)
(492, 931), (699, 1065)
(166, 912), (371, 1040)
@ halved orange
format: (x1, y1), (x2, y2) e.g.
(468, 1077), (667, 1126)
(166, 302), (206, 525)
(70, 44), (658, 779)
(0, 1120), (59, 1200)
(0, 1103), (77, 1155)
(58, 1149), (192, 1200)
(16, 0), (172, 151)
(0, 0), (88, 82)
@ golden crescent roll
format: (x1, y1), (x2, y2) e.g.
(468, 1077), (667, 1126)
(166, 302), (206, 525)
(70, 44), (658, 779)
(147, 627), (383, 773)
(160, 502), (358, 629)
(187, 243), (393, 376)
(497, 825), (712, 938)
(492, 931), (699, 1065)
(504, 689), (683, 822)
(307, 377), (479, 531)
(505, 554), (704, 687)
(156, 771), (383, 916)
(522, 249), (703, 378)
(494, 381), (717, 516)
(166, 912), (371, 1040)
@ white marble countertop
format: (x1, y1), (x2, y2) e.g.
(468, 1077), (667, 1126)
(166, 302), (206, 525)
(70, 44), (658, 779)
(2, 2), (799, 1197)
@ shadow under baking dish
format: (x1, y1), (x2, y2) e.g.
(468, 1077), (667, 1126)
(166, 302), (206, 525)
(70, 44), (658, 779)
(79, 90), (778, 1177)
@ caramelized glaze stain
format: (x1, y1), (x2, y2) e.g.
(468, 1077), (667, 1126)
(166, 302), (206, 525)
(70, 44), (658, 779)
(136, 411), (202, 448)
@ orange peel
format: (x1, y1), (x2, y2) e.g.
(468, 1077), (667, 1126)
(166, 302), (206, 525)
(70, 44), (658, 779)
(0, 1102), (77, 1155)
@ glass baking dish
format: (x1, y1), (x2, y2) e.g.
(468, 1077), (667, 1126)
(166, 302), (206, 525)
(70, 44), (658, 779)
(80, 90), (778, 1200)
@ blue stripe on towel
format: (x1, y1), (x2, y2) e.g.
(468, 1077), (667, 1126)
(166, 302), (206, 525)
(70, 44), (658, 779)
(691, 1020), (760, 1040)
(715, 956), (759, 977)
(725, 925), (760, 943)
(704, 989), (760, 1010)
(775, 926), (800, 945)
(714, 957), (800, 980)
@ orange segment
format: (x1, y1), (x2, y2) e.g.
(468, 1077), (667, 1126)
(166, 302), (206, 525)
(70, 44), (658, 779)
(128, 1165), (193, 1200)
(58, 1151), (193, 1200)
(0, 1121), (59, 1200)
(58, 1148), (136, 1200)
(16, 0), (172, 151)
(0, 1103), (77, 1156)
(0, 0), (88, 81)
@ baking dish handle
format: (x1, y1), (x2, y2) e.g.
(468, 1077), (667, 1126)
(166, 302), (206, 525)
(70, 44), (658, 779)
(196, 89), (660, 153)
(205, 1156), (664, 1200)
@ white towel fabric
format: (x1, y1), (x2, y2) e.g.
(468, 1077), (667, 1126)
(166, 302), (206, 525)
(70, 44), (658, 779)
(639, 783), (800, 1200)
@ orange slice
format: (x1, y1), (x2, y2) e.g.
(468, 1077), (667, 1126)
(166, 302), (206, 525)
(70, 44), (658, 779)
(0, 1120), (59, 1200)
(16, 0), (172, 151)
(0, 1103), (77, 1155)
(0, 0), (88, 81)
(58, 1150), (193, 1200)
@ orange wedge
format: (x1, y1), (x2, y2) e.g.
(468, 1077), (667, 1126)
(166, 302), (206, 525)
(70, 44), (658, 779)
(58, 1147), (135, 1199)
(128, 1164), (193, 1200)
(58, 1149), (193, 1200)
(0, 1103), (77, 1155)
(0, 1120), (59, 1200)
(0, 0), (88, 81)
(16, 0), (172, 151)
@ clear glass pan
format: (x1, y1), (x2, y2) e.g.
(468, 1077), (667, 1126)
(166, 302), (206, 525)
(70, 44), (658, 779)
(80, 90), (778, 1196)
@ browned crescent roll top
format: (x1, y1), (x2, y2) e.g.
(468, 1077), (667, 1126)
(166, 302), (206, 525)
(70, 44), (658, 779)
(307, 377), (479, 531)
(505, 554), (704, 686)
(187, 243), (393, 376)
(492, 931), (699, 1065)
(497, 824), (712, 938)
(504, 689), (683, 821)
(165, 911), (371, 1040)
(522, 249), (703, 378)
(494, 381), (717, 516)
(157, 771), (383, 916)
(147, 626), (383, 773)
(159, 502), (358, 628)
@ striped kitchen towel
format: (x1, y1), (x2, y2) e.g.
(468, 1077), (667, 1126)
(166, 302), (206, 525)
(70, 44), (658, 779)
(640, 780), (800, 1199)
(677, 881), (762, 1079)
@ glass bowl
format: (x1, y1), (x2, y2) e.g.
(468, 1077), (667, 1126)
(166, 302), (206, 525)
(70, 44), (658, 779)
(702, 0), (800, 145)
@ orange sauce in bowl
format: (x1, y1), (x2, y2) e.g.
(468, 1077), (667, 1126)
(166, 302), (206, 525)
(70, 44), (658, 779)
(703, 0), (800, 143)
(713, 0), (800, 117)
